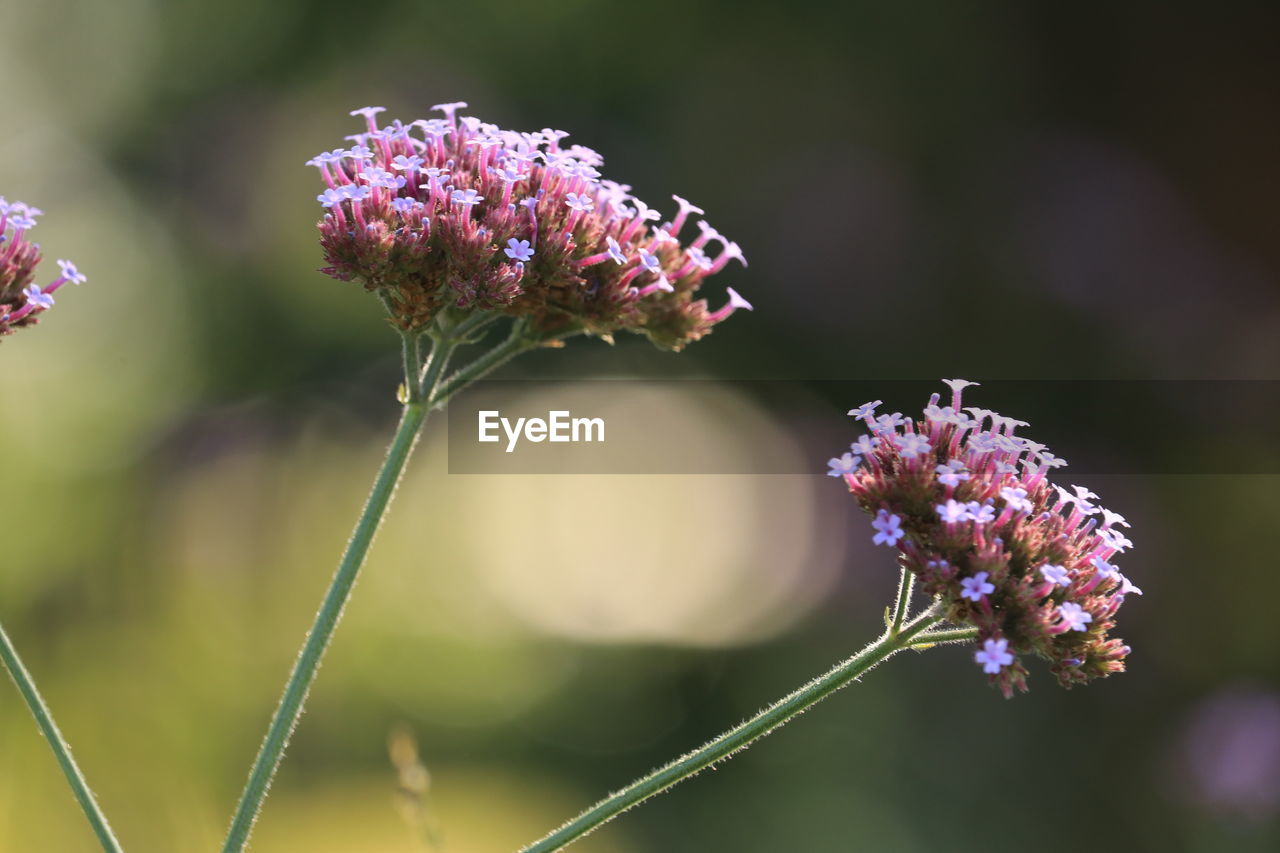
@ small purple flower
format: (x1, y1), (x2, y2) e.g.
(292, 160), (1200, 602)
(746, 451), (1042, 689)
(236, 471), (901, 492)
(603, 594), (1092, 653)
(504, 238), (534, 263)
(606, 236), (627, 265)
(451, 189), (483, 206)
(847, 401), (882, 420)
(491, 165), (527, 183)
(724, 288), (753, 312)
(936, 461), (970, 488)
(1091, 556), (1121, 583)
(57, 260), (86, 285)
(1040, 564), (1071, 587)
(564, 193), (595, 213)
(960, 571), (995, 602)
(362, 167), (404, 189)
(1099, 528), (1134, 552)
(717, 241), (748, 269)
(686, 246), (713, 271)
(966, 501), (996, 524)
(873, 412), (905, 433)
(23, 284), (53, 310)
(893, 433), (932, 459)
(1000, 486), (1032, 513)
(696, 219), (722, 244)
(936, 499), (968, 524)
(1059, 602), (1093, 632)
(850, 435), (878, 455)
(431, 101), (468, 122)
(307, 149), (346, 166)
(1057, 484), (1100, 515)
(1101, 509), (1131, 528)
(638, 249), (663, 274)
(391, 198), (423, 215)
(1038, 451), (1068, 469)
(975, 638), (1014, 674)
(942, 378), (979, 401)
(871, 510), (905, 547)
(827, 452), (860, 478)
(391, 154), (425, 171)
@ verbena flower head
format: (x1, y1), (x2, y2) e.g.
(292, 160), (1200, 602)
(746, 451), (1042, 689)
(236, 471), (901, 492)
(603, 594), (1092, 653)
(833, 380), (1139, 698)
(310, 104), (750, 350)
(0, 197), (86, 340)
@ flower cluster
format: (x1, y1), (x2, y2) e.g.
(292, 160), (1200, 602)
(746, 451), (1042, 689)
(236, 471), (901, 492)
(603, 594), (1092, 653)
(309, 104), (750, 350)
(0, 198), (86, 340)
(829, 380), (1139, 697)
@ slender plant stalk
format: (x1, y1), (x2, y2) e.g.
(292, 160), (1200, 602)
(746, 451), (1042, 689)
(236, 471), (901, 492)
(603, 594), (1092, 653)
(0, 622), (125, 853)
(220, 330), (461, 853)
(518, 604), (946, 853)
(889, 565), (915, 634)
(908, 626), (979, 648)
(401, 332), (425, 403)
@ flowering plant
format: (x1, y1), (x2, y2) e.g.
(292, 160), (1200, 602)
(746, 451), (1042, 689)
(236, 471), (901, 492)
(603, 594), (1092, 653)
(514, 381), (1140, 852)
(216, 102), (750, 852)
(0, 108), (1145, 853)
(312, 103), (748, 351)
(831, 380), (1139, 696)
(0, 197), (86, 338)
(0, 198), (119, 851)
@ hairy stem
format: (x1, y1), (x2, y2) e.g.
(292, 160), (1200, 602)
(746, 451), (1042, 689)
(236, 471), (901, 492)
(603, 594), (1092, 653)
(427, 321), (535, 411)
(908, 627), (979, 648)
(401, 332), (425, 403)
(518, 605), (945, 853)
(220, 334), (460, 853)
(0, 622), (125, 853)
(889, 565), (915, 635)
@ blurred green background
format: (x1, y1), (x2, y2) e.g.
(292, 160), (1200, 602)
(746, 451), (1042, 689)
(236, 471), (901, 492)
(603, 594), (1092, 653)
(3, 1), (1280, 851)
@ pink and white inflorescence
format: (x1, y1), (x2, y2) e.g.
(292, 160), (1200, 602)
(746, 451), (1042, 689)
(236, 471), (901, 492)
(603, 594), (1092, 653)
(0, 197), (86, 340)
(309, 103), (750, 350)
(829, 380), (1140, 697)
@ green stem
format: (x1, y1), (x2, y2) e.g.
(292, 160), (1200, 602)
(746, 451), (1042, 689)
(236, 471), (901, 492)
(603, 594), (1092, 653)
(907, 627), (979, 648)
(888, 565), (915, 635)
(220, 336), (459, 853)
(401, 332), (425, 403)
(0, 622), (124, 853)
(427, 321), (536, 411)
(518, 606), (945, 853)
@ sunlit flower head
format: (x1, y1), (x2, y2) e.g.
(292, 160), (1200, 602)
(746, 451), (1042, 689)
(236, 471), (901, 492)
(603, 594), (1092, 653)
(834, 380), (1139, 697)
(1, 197), (86, 340)
(309, 104), (750, 350)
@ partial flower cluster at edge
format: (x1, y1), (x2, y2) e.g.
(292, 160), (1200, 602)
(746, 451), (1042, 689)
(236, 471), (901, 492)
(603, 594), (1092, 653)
(828, 380), (1140, 698)
(0, 197), (86, 339)
(309, 103), (750, 350)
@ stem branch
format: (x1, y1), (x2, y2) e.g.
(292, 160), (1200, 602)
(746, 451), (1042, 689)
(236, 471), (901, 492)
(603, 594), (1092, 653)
(518, 606), (944, 853)
(889, 565), (915, 635)
(427, 321), (535, 411)
(907, 627), (979, 648)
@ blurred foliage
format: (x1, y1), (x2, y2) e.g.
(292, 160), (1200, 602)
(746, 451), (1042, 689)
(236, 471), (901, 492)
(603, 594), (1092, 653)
(2, 0), (1279, 850)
